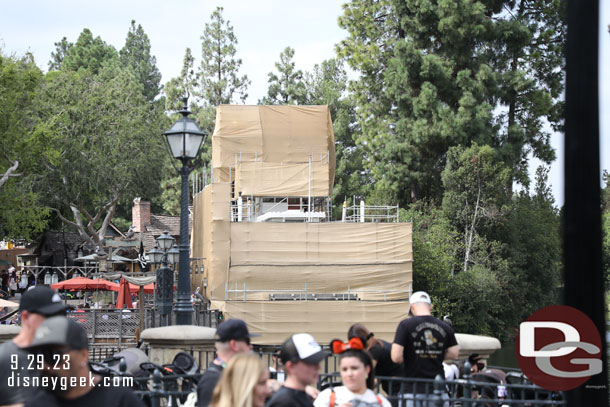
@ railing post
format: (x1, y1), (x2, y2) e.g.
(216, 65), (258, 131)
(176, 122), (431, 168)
(432, 374), (445, 407)
(462, 361), (472, 407)
(92, 310), (97, 344)
(119, 311), (123, 343)
(150, 368), (162, 407)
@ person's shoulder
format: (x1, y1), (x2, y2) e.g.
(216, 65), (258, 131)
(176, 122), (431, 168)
(0, 340), (22, 359)
(24, 389), (59, 407)
(267, 387), (305, 407)
(313, 387), (332, 407)
(104, 385), (147, 407)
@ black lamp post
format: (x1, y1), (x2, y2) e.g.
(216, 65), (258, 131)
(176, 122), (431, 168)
(162, 98), (205, 325)
(148, 231), (180, 326)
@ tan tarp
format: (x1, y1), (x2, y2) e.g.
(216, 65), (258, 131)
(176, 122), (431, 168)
(212, 300), (409, 345)
(211, 105), (336, 193)
(227, 222), (412, 301)
(228, 264), (411, 301)
(192, 183), (231, 298)
(235, 161), (330, 197)
(230, 223), (412, 265)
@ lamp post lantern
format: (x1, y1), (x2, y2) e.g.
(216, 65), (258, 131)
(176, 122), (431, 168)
(163, 98), (205, 325)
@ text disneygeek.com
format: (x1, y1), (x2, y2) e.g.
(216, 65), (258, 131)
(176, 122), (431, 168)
(7, 372), (133, 391)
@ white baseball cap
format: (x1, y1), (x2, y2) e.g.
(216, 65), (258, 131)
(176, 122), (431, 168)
(409, 291), (432, 305)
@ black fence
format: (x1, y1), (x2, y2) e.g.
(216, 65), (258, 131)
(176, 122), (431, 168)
(93, 346), (564, 407)
(67, 304), (221, 343)
(126, 369), (565, 407)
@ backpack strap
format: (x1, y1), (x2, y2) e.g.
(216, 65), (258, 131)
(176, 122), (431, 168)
(329, 389), (336, 407)
(376, 395), (383, 406)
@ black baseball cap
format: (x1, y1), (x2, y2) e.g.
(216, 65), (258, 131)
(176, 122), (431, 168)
(280, 333), (329, 364)
(26, 316), (88, 351)
(19, 286), (69, 316)
(215, 318), (259, 342)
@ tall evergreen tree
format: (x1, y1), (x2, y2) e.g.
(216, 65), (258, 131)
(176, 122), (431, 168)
(338, 0), (565, 205)
(304, 58), (367, 216)
(120, 20), (162, 101)
(48, 37), (72, 71)
(194, 6), (250, 166)
(262, 47), (307, 105)
(61, 28), (118, 75)
(164, 48), (199, 111)
(198, 7), (249, 126)
(337, 0), (402, 201)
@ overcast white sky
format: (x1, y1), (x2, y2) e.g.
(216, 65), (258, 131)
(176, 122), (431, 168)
(1, 0), (608, 207)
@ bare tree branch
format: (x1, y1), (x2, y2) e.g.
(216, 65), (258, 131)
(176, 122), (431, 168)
(0, 160), (20, 188)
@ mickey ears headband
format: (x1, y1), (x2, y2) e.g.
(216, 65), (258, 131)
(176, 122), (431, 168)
(330, 337), (365, 354)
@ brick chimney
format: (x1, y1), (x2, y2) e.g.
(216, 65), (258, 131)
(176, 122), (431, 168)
(132, 198), (151, 232)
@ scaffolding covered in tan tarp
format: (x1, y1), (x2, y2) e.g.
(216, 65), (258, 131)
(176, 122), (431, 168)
(192, 182), (413, 303)
(189, 104), (414, 344)
(211, 105), (336, 196)
(211, 300), (409, 345)
(191, 182), (231, 298)
(235, 161), (330, 197)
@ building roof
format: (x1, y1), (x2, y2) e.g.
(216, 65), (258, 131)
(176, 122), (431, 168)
(140, 211), (192, 252)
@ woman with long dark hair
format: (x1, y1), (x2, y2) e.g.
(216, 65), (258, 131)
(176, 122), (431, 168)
(314, 338), (391, 407)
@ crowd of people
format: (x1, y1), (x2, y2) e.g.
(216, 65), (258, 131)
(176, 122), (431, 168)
(0, 265), (34, 299)
(0, 289), (471, 407)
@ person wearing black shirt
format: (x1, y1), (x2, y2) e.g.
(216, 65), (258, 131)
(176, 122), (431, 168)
(0, 286), (69, 406)
(348, 323), (404, 393)
(266, 333), (329, 407)
(23, 316), (145, 407)
(391, 291), (459, 406)
(197, 318), (257, 407)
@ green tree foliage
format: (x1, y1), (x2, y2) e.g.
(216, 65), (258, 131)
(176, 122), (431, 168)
(48, 37), (73, 71)
(198, 7), (250, 134)
(337, 0), (404, 201)
(164, 48), (199, 112)
(404, 204), (507, 337)
(497, 167), (561, 329)
(120, 20), (162, 101)
(442, 144), (511, 272)
(28, 65), (168, 246)
(60, 29), (118, 75)
(0, 52), (50, 239)
(338, 0), (565, 204)
(304, 58), (366, 216)
(262, 47), (307, 105)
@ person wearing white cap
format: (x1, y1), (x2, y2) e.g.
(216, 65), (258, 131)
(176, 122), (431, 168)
(266, 333), (329, 407)
(391, 291), (459, 406)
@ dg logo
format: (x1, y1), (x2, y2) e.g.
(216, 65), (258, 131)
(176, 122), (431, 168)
(516, 305), (603, 391)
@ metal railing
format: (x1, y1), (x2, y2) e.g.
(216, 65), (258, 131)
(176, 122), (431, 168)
(345, 203), (400, 223)
(125, 363), (565, 407)
(225, 282), (412, 301)
(68, 304), (221, 343)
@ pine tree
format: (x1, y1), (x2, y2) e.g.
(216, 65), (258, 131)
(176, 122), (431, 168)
(120, 20), (162, 101)
(338, 0), (565, 204)
(61, 29), (118, 75)
(199, 6), (249, 108)
(48, 37), (72, 71)
(262, 47), (307, 105)
(164, 48), (199, 111)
